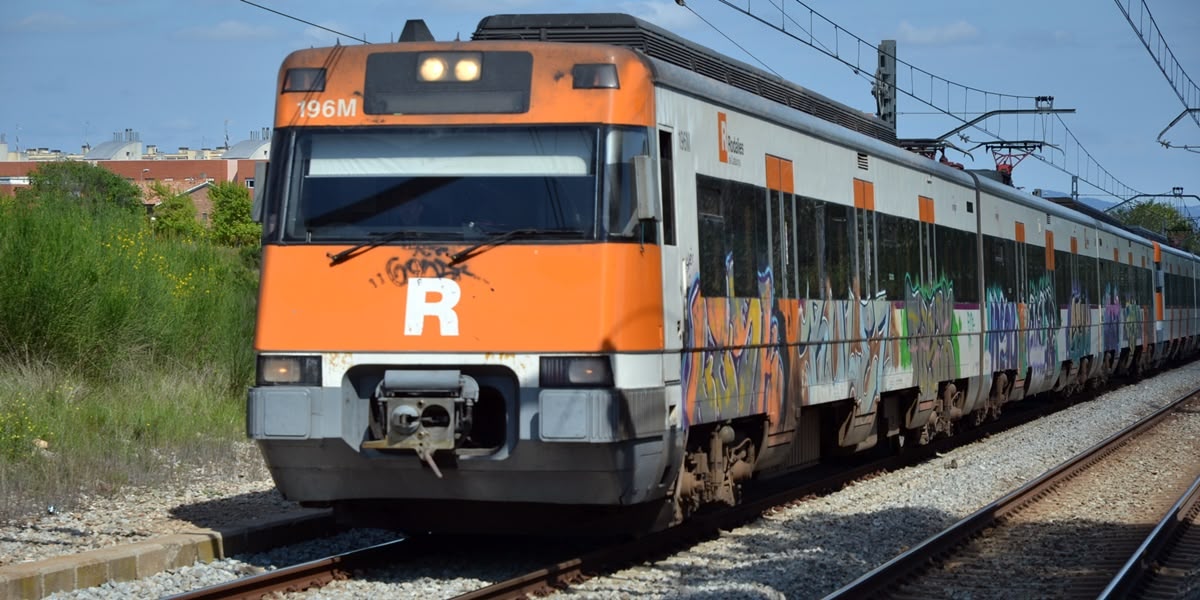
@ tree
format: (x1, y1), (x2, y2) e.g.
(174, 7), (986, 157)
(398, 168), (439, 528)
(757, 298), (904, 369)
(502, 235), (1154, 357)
(208, 181), (261, 246)
(17, 161), (142, 212)
(1113, 200), (1198, 251)
(149, 182), (204, 240)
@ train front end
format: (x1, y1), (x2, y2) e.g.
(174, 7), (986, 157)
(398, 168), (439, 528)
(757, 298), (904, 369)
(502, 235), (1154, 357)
(247, 25), (681, 533)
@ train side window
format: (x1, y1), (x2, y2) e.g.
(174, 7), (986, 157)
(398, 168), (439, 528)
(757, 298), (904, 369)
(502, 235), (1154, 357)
(1080, 255), (1096, 304)
(727, 179), (767, 297)
(772, 189), (792, 297)
(984, 235), (1017, 300)
(696, 176), (726, 297)
(658, 130), (676, 246)
(933, 225), (976, 302)
(796, 197), (820, 297)
(1055, 250), (1071, 304)
(694, 174), (769, 297)
(857, 207), (876, 297)
(877, 212), (918, 299)
(957, 227), (979, 303)
(604, 127), (655, 243)
(1026, 244), (1048, 299)
(825, 203), (853, 298)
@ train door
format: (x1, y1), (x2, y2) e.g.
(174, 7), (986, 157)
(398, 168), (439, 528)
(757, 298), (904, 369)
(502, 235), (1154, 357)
(854, 180), (878, 300)
(918, 196), (936, 292)
(1013, 222), (1028, 392)
(657, 127), (683, 384)
(837, 179), (881, 448)
(765, 155), (797, 444)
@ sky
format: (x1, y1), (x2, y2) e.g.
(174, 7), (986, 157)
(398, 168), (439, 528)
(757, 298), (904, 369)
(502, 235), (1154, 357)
(2, 0), (1197, 206)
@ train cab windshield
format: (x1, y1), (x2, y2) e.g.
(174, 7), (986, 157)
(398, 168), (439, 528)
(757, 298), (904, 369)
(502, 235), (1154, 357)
(273, 125), (652, 244)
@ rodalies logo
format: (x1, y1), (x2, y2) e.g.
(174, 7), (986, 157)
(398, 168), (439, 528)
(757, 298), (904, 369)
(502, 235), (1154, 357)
(717, 112), (744, 166)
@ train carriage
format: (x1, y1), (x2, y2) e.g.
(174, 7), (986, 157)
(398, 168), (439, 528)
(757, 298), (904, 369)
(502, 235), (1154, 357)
(247, 13), (1199, 533)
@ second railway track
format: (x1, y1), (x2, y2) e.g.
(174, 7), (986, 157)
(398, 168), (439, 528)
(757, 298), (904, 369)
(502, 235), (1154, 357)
(830, 387), (1200, 599)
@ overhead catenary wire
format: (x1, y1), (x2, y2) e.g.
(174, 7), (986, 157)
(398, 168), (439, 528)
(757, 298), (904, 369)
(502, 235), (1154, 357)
(700, 0), (1145, 199)
(678, 2), (780, 77)
(1114, 0), (1200, 132)
(238, 0), (368, 44)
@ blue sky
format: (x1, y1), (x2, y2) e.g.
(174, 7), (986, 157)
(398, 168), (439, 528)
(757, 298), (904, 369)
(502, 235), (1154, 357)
(2, 0), (1197, 206)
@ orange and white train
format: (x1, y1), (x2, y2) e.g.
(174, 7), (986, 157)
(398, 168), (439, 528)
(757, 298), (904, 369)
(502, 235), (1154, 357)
(247, 13), (1199, 533)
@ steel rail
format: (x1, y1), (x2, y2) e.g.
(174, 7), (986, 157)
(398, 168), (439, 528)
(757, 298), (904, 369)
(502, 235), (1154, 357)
(451, 386), (1105, 600)
(164, 538), (407, 600)
(822, 386), (1200, 599)
(1098, 471), (1200, 599)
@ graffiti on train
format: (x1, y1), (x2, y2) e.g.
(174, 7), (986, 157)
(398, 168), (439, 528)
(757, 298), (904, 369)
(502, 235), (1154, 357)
(903, 275), (960, 400)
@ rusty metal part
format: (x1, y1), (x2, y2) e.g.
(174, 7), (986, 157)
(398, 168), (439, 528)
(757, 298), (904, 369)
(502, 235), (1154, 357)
(165, 538), (407, 600)
(826, 387), (1200, 599)
(1099, 472), (1200, 599)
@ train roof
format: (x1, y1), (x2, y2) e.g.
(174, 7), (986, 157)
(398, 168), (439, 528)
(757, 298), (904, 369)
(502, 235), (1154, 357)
(471, 13), (1196, 261)
(472, 13), (896, 145)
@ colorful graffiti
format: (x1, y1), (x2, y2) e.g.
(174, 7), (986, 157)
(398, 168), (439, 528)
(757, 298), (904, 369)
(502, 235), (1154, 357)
(1102, 284), (1122, 353)
(985, 286), (1019, 372)
(1123, 302), (1145, 350)
(680, 258), (786, 433)
(789, 281), (892, 415)
(1066, 282), (1092, 361)
(1025, 274), (1059, 385)
(904, 275), (960, 400)
(680, 255), (896, 436)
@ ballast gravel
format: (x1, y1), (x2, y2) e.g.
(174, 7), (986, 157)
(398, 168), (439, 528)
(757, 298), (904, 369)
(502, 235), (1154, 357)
(22, 361), (1200, 599)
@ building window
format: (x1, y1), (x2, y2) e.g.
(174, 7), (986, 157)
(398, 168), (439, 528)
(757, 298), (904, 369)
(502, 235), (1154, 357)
(201, 212), (209, 223)
(246, 179), (255, 189)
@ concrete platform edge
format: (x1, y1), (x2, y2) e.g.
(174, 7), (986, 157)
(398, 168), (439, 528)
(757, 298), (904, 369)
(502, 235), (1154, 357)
(0, 508), (335, 599)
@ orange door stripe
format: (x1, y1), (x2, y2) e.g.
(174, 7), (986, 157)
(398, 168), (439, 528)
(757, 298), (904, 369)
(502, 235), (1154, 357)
(1045, 231), (1055, 270)
(918, 195), (934, 223)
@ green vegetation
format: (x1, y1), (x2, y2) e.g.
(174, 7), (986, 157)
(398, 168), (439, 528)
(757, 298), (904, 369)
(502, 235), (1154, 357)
(208, 181), (261, 247)
(1112, 200), (1199, 251)
(0, 163), (259, 521)
(149, 181), (205, 240)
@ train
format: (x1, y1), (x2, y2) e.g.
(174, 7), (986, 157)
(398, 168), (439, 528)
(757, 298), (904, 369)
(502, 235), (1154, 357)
(246, 13), (1199, 534)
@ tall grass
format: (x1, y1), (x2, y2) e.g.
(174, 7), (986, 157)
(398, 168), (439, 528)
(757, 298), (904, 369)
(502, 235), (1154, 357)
(0, 194), (259, 521)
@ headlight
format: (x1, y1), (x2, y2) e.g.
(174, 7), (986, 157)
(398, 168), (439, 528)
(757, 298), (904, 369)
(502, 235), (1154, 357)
(454, 57), (481, 81)
(417, 52), (482, 82)
(418, 57), (447, 81)
(257, 355), (322, 386)
(540, 356), (613, 387)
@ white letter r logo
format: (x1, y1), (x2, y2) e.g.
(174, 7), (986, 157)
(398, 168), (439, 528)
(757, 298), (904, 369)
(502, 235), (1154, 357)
(404, 278), (461, 336)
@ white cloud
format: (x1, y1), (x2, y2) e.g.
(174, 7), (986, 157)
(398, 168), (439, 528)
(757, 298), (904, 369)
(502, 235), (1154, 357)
(896, 19), (979, 46)
(179, 20), (278, 41)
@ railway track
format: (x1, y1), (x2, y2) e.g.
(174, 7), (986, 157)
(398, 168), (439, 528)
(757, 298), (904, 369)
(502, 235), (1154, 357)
(165, 538), (407, 600)
(163, 427), (971, 600)
(447, 389), (1107, 600)
(164, 377), (1171, 599)
(826, 387), (1200, 599)
(163, 384), (1118, 599)
(1101, 470), (1200, 599)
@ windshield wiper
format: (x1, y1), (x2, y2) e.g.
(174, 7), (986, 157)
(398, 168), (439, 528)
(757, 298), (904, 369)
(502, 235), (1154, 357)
(327, 230), (415, 266)
(449, 228), (583, 265)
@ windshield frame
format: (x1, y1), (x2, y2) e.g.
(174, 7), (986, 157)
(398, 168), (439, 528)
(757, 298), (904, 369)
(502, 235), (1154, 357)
(264, 124), (600, 246)
(261, 124), (655, 246)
